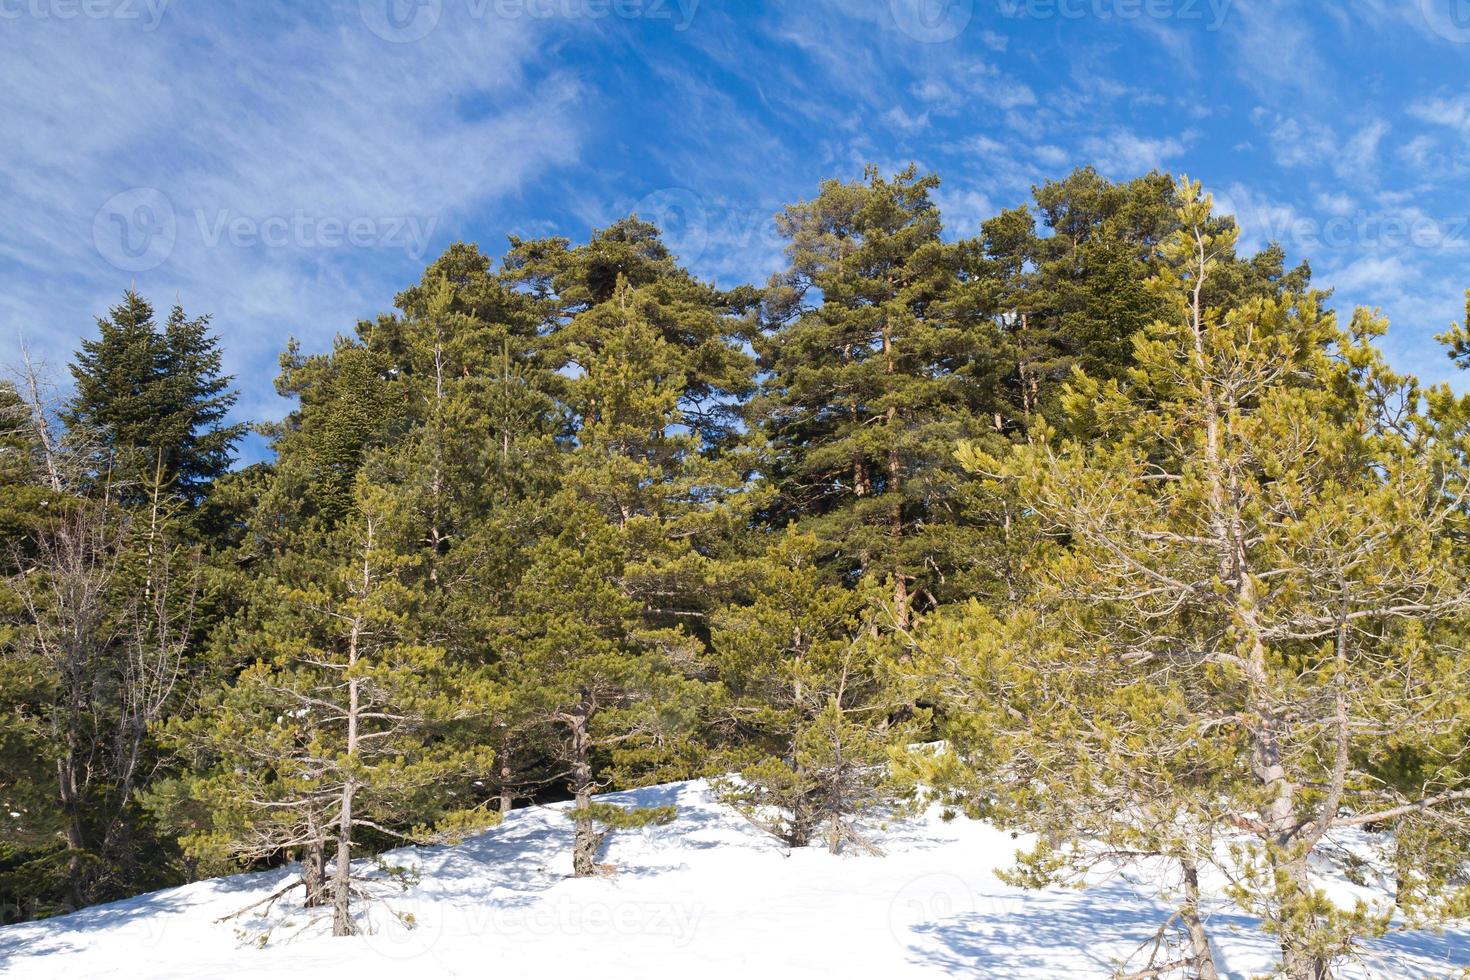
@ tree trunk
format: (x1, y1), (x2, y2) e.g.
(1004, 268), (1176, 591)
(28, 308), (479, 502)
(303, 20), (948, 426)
(333, 548), (367, 937)
(570, 711), (604, 877)
(882, 320), (909, 630)
(572, 817), (607, 878)
(331, 808), (354, 937)
(303, 838), (327, 909)
(1180, 861), (1219, 980)
(498, 734), (514, 815)
(787, 806), (813, 849)
(1187, 245), (1326, 980)
(57, 753), (86, 907)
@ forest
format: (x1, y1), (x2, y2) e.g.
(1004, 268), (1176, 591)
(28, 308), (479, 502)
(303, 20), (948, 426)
(5, 165), (1470, 980)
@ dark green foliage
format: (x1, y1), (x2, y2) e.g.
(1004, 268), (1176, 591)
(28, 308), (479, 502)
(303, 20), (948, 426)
(10, 166), (1465, 976)
(65, 291), (244, 500)
(982, 168), (1312, 429)
(711, 532), (919, 853)
(496, 220), (758, 875)
(755, 166), (1007, 627)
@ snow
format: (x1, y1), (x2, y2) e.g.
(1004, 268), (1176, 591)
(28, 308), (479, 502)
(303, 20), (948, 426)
(1, 780), (1465, 978)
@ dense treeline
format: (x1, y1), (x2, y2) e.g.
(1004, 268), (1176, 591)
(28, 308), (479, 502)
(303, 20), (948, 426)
(5, 167), (1470, 979)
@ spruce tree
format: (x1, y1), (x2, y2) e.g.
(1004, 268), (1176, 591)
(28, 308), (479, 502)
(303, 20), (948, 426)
(260, 337), (403, 535)
(65, 291), (244, 501)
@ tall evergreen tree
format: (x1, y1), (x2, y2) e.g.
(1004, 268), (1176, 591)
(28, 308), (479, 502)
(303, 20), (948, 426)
(982, 168), (1312, 428)
(499, 220), (757, 875)
(65, 291), (244, 500)
(360, 243), (565, 814)
(756, 166), (1005, 627)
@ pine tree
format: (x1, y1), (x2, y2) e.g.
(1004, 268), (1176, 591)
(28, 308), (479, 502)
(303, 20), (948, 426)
(982, 168), (1312, 428)
(712, 531), (917, 854)
(756, 165), (1005, 627)
(917, 180), (1470, 979)
(158, 479), (500, 935)
(500, 219), (757, 875)
(357, 244), (566, 814)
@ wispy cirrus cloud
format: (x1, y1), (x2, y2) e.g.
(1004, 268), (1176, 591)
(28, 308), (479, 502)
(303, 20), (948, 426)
(0, 2), (582, 426)
(5, 0), (1470, 450)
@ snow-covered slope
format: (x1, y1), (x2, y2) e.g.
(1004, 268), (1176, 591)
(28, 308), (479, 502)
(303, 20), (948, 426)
(1, 780), (1465, 978)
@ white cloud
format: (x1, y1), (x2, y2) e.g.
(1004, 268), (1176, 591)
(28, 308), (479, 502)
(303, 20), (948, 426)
(1399, 135), (1439, 170)
(1326, 253), (1417, 297)
(882, 106), (931, 134)
(1213, 183), (1306, 255)
(1251, 112), (1388, 184)
(1410, 96), (1470, 141)
(0, 6), (583, 423)
(1227, 0), (1329, 99)
(1080, 130), (1187, 178)
(1337, 120), (1390, 181)
(978, 30), (1009, 52)
(933, 186), (995, 238)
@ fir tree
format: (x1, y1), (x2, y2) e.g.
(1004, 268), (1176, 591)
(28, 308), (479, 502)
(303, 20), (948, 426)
(0, 380), (64, 916)
(261, 337), (402, 535)
(65, 291), (244, 501)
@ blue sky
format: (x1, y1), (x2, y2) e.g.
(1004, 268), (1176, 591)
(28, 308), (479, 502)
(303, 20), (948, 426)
(4, 0), (1470, 461)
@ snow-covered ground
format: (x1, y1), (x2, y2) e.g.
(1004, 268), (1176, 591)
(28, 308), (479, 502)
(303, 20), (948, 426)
(1, 780), (1465, 978)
